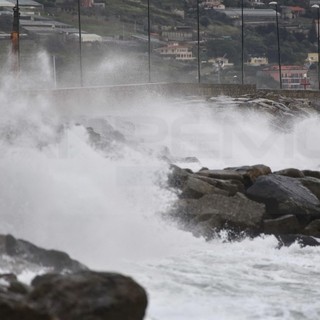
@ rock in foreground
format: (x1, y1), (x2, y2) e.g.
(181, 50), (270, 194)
(0, 271), (148, 320)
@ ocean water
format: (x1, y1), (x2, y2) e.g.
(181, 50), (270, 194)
(1, 66), (320, 319)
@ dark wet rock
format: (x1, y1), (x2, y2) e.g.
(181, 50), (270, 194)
(302, 219), (320, 238)
(193, 174), (244, 195)
(276, 234), (320, 248)
(30, 271), (148, 320)
(0, 294), (52, 320)
(179, 193), (265, 238)
(299, 176), (320, 200)
(302, 170), (320, 180)
(263, 215), (301, 235)
(167, 165), (191, 189)
(274, 168), (305, 178)
(246, 174), (320, 219)
(0, 234), (87, 273)
(168, 164), (320, 241)
(224, 164), (271, 187)
(180, 176), (229, 199)
(0, 271), (148, 320)
(196, 169), (244, 182)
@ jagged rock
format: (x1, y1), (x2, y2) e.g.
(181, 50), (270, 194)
(180, 176), (229, 199)
(246, 174), (320, 219)
(196, 169), (244, 182)
(0, 235), (87, 273)
(224, 164), (271, 187)
(263, 215), (301, 235)
(276, 234), (320, 248)
(0, 271), (148, 320)
(180, 193), (265, 238)
(302, 170), (320, 179)
(191, 215), (225, 239)
(167, 165), (190, 189)
(193, 174), (244, 195)
(299, 177), (320, 200)
(29, 271), (148, 320)
(274, 168), (305, 178)
(302, 219), (320, 238)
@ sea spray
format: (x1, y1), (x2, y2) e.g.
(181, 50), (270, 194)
(1, 59), (320, 319)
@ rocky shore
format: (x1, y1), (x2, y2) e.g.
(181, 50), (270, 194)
(0, 235), (148, 320)
(168, 164), (320, 247)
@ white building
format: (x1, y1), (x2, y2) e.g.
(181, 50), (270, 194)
(155, 43), (195, 61)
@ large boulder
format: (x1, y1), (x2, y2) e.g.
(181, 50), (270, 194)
(196, 169), (244, 182)
(302, 219), (320, 238)
(180, 176), (229, 199)
(224, 164), (271, 187)
(299, 176), (320, 200)
(0, 234), (87, 273)
(193, 174), (244, 195)
(302, 170), (320, 180)
(0, 271), (148, 320)
(274, 168), (305, 178)
(263, 215), (301, 235)
(246, 174), (320, 220)
(167, 165), (191, 189)
(29, 271), (147, 320)
(182, 193), (265, 238)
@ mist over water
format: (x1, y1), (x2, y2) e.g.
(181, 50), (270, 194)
(1, 57), (320, 319)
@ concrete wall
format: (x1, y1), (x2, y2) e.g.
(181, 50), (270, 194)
(27, 83), (320, 108)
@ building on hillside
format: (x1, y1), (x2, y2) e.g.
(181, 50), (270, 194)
(281, 6), (305, 19)
(0, 0), (14, 10)
(6, 0), (43, 15)
(154, 42), (195, 61)
(82, 0), (94, 8)
(208, 57), (234, 68)
(306, 52), (319, 63)
(160, 26), (193, 42)
(20, 17), (77, 37)
(68, 33), (102, 42)
(201, 0), (225, 10)
(216, 8), (278, 26)
(246, 56), (268, 66)
(247, 0), (264, 7)
(262, 65), (309, 89)
(172, 9), (185, 19)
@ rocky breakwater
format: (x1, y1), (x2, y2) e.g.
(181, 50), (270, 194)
(168, 164), (320, 247)
(0, 234), (148, 320)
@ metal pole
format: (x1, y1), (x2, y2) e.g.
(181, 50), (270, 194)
(11, 0), (20, 73)
(147, 0), (151, 82)
(270, 2), (282, 88)
(52, 55), (57, 88)
(275, 4), (282, 89)
(77, 0), (83, 87)
(241, 0), (244, 84)
(312, 5), (320, 90)
(197, 0), (201, 83)
(317, 6), (320, 90)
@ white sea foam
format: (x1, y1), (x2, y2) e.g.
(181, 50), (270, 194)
(1, 63), (320, 319)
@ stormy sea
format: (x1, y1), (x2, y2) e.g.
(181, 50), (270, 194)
(1, 57), (320, 320)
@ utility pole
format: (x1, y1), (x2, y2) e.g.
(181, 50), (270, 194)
(11, 0), (20, 74)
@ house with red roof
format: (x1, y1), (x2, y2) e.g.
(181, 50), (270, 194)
(262, 65), (309, 89)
